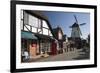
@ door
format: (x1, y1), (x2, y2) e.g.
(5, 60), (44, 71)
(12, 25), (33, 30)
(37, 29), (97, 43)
(51, 41), (57, 55)
(29, 40), (37, 59)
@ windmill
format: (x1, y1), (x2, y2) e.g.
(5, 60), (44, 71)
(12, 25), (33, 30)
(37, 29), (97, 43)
(69, 15), (86, 39)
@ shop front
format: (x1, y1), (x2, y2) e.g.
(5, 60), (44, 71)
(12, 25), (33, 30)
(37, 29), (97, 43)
(35, 34), (53, 56)
(21, 31), (38, 62)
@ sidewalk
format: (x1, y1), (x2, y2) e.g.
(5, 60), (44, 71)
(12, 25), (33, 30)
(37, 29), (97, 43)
(27, 53), (50, 62)
(28, 48), (84, 62)
(23, 48), (88, 62)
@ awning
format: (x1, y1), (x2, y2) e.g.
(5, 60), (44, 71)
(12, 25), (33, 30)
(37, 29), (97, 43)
(35, 34), (54, 40)
(21, 31), (37, 40)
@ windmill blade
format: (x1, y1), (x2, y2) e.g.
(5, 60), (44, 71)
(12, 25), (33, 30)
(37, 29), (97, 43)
(79, 27), (82, 35)
(80, 29), (82, 35)
(80, 23), (86, 26)
(74, 15), (78, 24)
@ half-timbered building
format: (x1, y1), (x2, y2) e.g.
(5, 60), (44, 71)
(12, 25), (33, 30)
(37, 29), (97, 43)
(21, 10), (56, 60)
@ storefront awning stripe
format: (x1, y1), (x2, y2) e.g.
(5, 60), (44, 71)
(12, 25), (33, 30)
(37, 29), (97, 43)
(21, 31), (37, 39)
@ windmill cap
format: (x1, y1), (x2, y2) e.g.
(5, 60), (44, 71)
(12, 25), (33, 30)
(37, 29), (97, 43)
(71, 22), (79, 27)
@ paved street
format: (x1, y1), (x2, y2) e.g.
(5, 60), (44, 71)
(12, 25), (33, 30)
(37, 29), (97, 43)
(27, 48), (90, 62)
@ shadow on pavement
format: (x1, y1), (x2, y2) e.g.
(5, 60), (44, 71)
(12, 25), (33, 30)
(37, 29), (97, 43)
(73, 48), (90, 60)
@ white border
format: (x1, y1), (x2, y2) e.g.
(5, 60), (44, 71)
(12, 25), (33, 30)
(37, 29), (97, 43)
(16, 4), (94, 69)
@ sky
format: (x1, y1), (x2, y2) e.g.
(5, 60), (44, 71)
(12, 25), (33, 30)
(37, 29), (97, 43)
(38, 11), (90, 39)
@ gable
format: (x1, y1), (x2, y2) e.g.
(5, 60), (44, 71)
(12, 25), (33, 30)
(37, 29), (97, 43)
(21, 10), (53, 37)
(53, 27), (63, 40)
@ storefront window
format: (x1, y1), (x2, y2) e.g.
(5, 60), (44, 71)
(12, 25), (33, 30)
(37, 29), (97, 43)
(46, 42), (51, 52)
(40, 40), (51, 54)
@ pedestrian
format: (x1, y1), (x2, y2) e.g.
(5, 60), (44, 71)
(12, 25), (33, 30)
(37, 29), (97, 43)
(24, 50), (29, 60)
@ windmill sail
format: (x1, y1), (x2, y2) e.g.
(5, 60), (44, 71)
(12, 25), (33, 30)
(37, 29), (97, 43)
(78, 26), (82, 35)
(74, 15), (78, 24)
(80, 23), (86, 26)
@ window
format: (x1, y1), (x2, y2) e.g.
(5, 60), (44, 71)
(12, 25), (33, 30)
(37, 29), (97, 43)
(28, 14), (42, 28)
(24, 11), (42, 28)
(24, 11), (29, 25)
(38, 19), (42, 28)
(40, 40), (51, 54)
(43, 20), (48, 28)
(23, 11), (53, 36)
(29, 14), (38, 27)
(43, 28), (48, 35)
